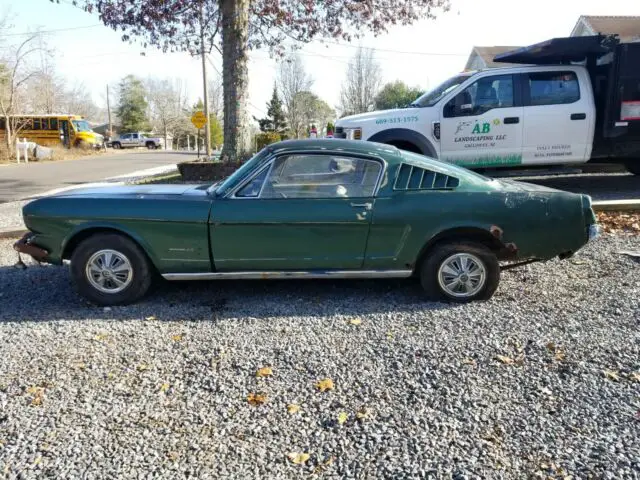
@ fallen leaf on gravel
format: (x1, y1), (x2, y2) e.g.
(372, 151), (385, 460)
(287, 452), (310, 464)
(349, 318), (362, 326)
(356, 407), (371, 421)
(313, 456), (335, 474)
(386, 331), (393, 340)
(463, 357), (476, 365)
(166, 451), (179, 462)
(159, 383), (170, 393)
(247, 392), (267, 405)
(316, 378), (334, 392)
(287, 404), (300, 414)
(630, 372), (640, 382)
(256, 366), (273, 377)
(604, 370), (620, 381)
(145, 316), (156, 321)
(27, 386), (44, 406)
(496, 355), (514, 364)
(546, 342), (556, 351)
(137, 364), (149, 372)
(171, 334), (183, 342)
(94, 333), (109, 341)
(554, 350), (566, 361)
(72, 362), (87, 370)
(337, 411), (348, 424)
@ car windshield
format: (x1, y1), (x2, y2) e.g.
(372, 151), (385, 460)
(410, 73), (472, 108)
(72, 120), (92, 132)
(212, 148), (271, 196)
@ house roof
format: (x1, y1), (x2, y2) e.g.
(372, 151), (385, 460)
(465, 46), (522, 69)
(573, 15), (640, 42)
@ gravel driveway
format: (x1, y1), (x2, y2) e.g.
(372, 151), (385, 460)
(0, 235), (638, 479)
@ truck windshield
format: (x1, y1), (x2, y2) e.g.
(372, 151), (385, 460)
(410, 73), (472, 108)
(72, 120), (92, 132)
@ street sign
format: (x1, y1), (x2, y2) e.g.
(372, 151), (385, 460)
(191, 111), (207, 129)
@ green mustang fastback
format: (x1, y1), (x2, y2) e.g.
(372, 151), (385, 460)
(15, 139), (599, 305)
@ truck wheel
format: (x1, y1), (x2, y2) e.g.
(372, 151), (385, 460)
(624, 161), (640, 176)
(146, 142), (155, 150)
(420, 242), (500, 302)
(70, 233), (153, 306)
(112, 142), (121, 149)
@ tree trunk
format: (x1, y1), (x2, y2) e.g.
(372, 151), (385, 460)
(220, 0), (249, 163)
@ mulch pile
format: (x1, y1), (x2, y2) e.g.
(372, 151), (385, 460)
(597, 211), (640, 235)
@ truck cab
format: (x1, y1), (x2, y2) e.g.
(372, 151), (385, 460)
(336, 35), (640, 174)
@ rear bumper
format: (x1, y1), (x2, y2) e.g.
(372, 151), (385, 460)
(13, 232), (49, 262)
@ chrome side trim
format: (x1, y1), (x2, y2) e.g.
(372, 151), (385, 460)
(162, 270), (413, 281)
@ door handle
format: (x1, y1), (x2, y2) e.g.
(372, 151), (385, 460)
(350, 202), (372, 211)
(571, 113), (586, 120)
(503, 117), (520, 124)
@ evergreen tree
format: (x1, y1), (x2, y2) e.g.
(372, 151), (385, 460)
(116, 75), (150, 132)
(254, 85), (286, 134)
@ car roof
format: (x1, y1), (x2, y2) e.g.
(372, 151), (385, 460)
(267, 138), (401, 159)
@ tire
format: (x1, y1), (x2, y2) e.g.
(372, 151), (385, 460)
(420, 242), (500, 303)
(112, 142), (121, 149)
(70, 233), (153, 306)
(625, 161), (640, 175)
(146, 142), (155, 150)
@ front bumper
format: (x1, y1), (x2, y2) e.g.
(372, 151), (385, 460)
(13, 232), (49, 262)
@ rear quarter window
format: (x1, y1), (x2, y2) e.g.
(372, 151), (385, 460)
(528, 71), (580, 106)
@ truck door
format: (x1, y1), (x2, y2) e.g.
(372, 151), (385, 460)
(521, 70), (593, 165)
(439, 74), (524, 168)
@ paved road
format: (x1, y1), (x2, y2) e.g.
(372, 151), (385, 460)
(0, 151), (196, 203)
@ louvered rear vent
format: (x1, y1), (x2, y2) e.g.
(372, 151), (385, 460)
(394, 164), (459, 190)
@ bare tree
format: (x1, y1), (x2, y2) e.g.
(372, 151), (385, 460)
(61, 82), (103, 121)
(277, 54), (312, 138)
(339, 47), (382, 116)
(208, 72), (224, 121)
(0, 32), (44, 156)
(146, 77), (188, 150)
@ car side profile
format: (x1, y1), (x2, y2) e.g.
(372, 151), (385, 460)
(14, 139), (598, 305)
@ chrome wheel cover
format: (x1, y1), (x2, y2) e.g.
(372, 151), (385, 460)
(437, 253), (486, 298)
(85, 249), (133, 294)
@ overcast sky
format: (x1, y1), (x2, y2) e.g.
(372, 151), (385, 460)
(4, 0), (640, 123)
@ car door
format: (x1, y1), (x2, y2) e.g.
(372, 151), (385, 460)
(521, 69), (591, 165)
(439, 73), (524, 168)
(209, 152), (383, 271)
(130, 133), (140, 147)
(119, 133), (130, 146)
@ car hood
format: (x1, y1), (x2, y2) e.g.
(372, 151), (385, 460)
(337, 107), (418, 127)
(51, 184), (208, 198)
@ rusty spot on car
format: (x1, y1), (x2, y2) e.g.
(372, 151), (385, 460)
(490, 225), (503, 239)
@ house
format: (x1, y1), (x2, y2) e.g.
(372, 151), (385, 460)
(571, 15), (640, 43)
(464, 15), (640, 71)
(464, 46), (521, 70)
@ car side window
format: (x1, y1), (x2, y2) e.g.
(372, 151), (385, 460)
(132, 133), (139, 139)
(245, 155), (381, 199)
(444, 74), (514, 118)
(527, 71), (580, 106)
(235, 167), (269, 198)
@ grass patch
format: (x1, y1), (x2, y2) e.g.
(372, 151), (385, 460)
(134, 172), (185, 185)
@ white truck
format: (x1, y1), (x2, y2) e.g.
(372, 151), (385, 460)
(336, 35), (640, 175)
(110, 132), (163, 150)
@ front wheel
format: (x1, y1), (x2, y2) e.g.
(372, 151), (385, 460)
(70, 233), (153, 306)
(420, 242), (500, 303)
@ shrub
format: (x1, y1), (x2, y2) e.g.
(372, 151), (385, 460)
(255, 132), (281, 151)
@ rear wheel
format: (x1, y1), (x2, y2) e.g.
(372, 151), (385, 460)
(146, 142), (156, 150)
(624, 161), (640, 176)
(420, 242), (500, 302)
(70, 234), (153, 306)
(112, 142), (121, 149)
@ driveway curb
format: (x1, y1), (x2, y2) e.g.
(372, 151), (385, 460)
(592, 200), (640, 212)
(0, 228), (27, 239)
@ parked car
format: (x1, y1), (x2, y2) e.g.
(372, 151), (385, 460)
(110, 132), (162, 150)
(336, 35), (640, 175)
(14, 139), (598, 306)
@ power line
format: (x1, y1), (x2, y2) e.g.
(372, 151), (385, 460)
(313, 39), (469, 57)
(0, 24), (103, 38)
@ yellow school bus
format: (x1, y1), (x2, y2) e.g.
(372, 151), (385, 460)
(0, 114), (104, 148)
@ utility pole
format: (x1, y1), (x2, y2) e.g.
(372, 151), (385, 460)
(106, 84), (112, 141)
(200, 1), (212, 158)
